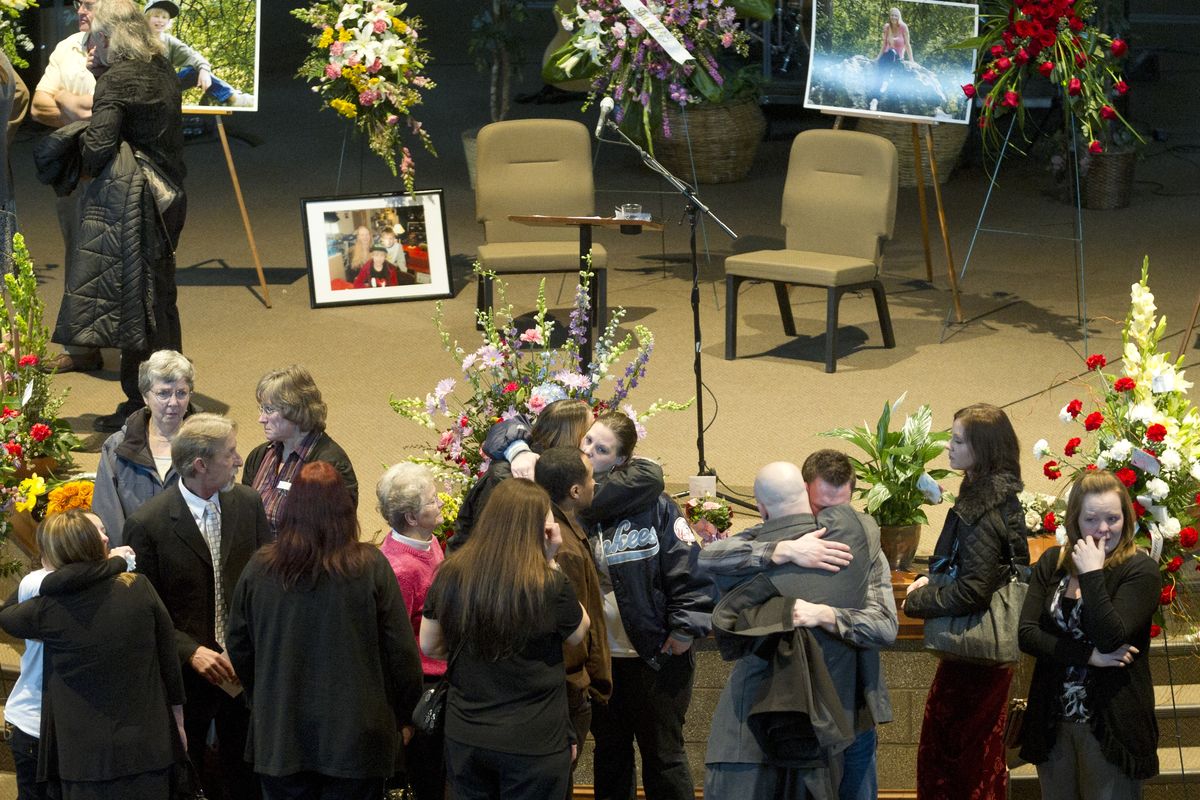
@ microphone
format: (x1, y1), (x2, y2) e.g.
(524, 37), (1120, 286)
(594, 96), (615, 138)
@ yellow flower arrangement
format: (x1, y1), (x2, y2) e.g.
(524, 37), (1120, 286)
(14, 474), (45, 513)
(45, 479), (94, 515)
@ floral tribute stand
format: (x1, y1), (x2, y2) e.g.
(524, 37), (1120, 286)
(945, 0), (1137, 352)
(944, 115), (1089, 350)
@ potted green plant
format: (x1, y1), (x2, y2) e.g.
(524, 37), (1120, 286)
(822, 393), (954, 571)
(461, 0), (528, 188)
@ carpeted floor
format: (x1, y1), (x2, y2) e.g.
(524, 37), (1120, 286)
(6, 1), (1199, 553)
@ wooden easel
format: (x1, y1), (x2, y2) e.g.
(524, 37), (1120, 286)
(832, 115), (963, 322)
(191, 108), (271, 307)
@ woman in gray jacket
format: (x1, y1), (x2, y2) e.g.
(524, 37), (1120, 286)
(92, 350), (194, 543)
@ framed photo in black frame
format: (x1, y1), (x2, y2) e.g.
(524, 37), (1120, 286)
(300, 190), (452, 308)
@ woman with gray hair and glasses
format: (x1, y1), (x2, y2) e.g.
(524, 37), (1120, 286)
(377, 462), (447, 800)
(243, 365), (357, 536)
(92, 349), (195, 543)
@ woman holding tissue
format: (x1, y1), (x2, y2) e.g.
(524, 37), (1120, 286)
(903, 403), (1031, 799)
(1017, 470), (1160, 797)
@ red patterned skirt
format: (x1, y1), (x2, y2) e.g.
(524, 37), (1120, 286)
(917, 658), (1013, 800)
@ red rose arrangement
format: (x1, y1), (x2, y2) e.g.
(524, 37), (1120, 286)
(1034, 261), (1200, 630)
(966, 0), (1138, 154)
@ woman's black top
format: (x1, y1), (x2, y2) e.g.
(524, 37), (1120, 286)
(425, 570), (582, 756)
(81, 54), (185, 187)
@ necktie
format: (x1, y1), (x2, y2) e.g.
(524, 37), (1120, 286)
(202, 500), (226, 650)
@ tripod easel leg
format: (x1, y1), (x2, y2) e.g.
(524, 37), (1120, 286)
(216, 115), (271, 308)
(911, 124), (933, 282)
(924, 125), (961, 323)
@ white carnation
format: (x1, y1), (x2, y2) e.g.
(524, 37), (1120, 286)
(1033, 439), (1050, 460)
(1191, 461), (1200, 482)
(1059, 405), (1074, 423)
(1055, 526), (1068, 545)
(1025, 510), (1042, 531)
(1163, 517), (1182, 538)
(1095, 452), (1110, 469)
(1160, 449), (1182, 472)
(1146, 477), (1170, 502)
(1109, 440), (1134, 461)
(1128, 402), (1157, 424)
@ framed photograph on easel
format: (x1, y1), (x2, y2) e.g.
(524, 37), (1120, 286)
(169, 0), (261, 112)
(805, 0), (979, 124)
(300, 190), (453, 308)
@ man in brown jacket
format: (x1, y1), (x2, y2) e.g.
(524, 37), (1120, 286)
(536, 446), (612, 795)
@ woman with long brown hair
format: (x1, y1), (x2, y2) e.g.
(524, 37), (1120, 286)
(422, 478), (590, 799)
(1017, 471), (1159, 797)
(450, 397), (592, 551)
(903, 403), (1031, 799)
(226, 461), (422, 800)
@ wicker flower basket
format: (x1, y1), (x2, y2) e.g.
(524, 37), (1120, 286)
(1082, 150), (1136, 210)
(854, 118), (969, 188)
(652, 98), (766, 185)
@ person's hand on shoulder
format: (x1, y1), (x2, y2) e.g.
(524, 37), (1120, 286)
(771, 529), (852, 572)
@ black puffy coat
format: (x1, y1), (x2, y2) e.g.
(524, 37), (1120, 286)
(904, 471), (1030, 618)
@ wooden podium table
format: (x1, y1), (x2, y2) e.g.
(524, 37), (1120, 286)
(507, 215), (663, 365)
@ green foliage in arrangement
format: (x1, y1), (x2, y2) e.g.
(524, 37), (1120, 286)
(173, 0), (257, 105)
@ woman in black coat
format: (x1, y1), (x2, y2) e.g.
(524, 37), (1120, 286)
(0, 510), (185, 800)
(902, 403), (1031, 800)
(1018, 470), (1160, 797)
(226, 461), (423, 800)
(82, 0), (186, 431)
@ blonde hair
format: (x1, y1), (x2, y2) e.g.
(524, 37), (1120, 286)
(38, 510), (106, 569)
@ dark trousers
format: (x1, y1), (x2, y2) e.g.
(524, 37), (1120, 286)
(444, 738), (571, 800)
(838, 728), (877, 800)
(404, 716), (446, 800)
(119, 193), (186, 407)
(184, 681), (258, 800)
(259, 773), (384, 800)
(59, 767), (170, 800)
(8, 725), (47, 800)
(591, 653), (695, 800)
(566, 687), (593, 800)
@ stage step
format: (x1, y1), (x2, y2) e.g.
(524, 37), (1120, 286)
(1011, 746), (1200, 799)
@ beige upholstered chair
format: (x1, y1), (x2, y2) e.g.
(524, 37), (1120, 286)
(724, 129), (898, 373)
(475, 119), (607, 329)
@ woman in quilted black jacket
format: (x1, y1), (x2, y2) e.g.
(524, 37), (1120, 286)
(903, 403), (1031, 800)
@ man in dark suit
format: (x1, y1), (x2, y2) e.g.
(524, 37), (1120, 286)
(125, 412), (270, 800)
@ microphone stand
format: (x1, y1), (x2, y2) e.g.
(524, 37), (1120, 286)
(600, 118), (753, 509)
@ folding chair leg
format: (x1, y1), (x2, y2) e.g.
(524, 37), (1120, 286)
(773, 282), (797, 336)
(725, 275), (739, 360)
(594, 268), (608, 332)
(476, 274), (493, 331)
(870, 280), (896, 348)
(825, 288), (841, 373)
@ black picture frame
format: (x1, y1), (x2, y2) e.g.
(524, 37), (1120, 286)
(300, 189), (452, 308)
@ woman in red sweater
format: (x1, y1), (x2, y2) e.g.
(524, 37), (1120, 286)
(377, 462), (446, 800)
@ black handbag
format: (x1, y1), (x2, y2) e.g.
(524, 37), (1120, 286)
(411, 640), (463, 737)
(922, 526), (1029, 665)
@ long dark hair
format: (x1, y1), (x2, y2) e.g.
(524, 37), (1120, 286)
(529, 399), (591, 453)
(955, 403), (1021, 483)
(258, 461), (372, 589)
(427, 479), (556, 660)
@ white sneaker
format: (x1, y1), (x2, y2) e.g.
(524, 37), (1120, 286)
(229, 92), (256, 108)
(869, 98), (878, 111)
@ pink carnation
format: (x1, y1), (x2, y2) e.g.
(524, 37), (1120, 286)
(325, 63), (340, 79)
